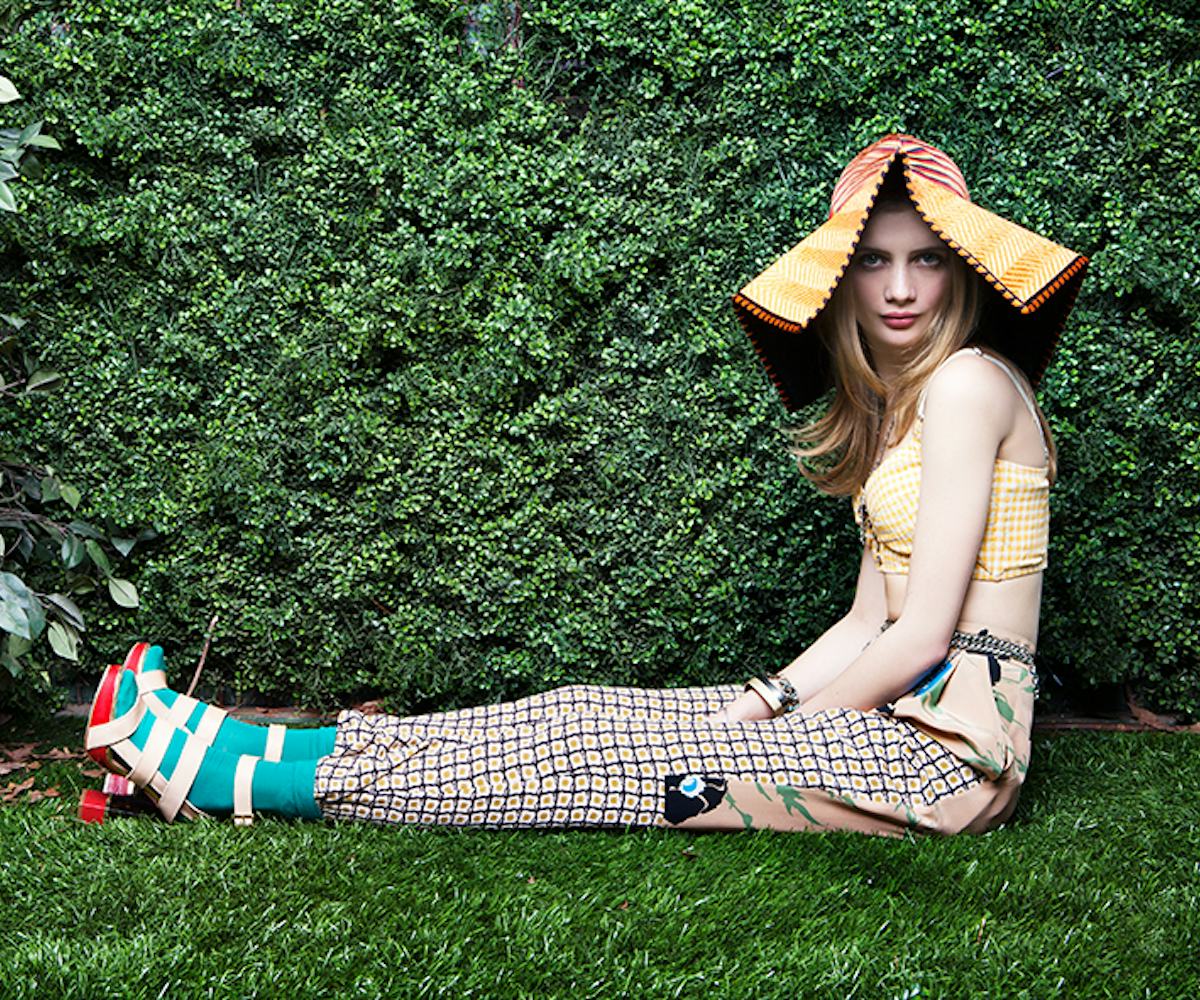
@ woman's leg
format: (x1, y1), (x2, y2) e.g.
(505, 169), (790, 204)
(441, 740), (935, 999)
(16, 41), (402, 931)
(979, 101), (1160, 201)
(313, 706), (982, 832)
(146, 688), (338, 760)
(90, 663), (981, 832)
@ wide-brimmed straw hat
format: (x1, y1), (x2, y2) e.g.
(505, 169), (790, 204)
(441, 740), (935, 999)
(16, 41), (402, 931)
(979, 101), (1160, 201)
(731, 134), (1088, 411)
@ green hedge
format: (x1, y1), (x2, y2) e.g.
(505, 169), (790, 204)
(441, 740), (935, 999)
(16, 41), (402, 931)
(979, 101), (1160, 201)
(2, 0), (1197, 713)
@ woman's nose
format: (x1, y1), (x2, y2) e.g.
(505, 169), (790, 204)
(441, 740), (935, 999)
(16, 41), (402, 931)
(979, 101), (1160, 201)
(884, 265), (915, 304)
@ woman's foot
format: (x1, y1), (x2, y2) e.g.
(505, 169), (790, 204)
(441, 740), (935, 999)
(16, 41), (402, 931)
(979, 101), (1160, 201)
(85, 669), (324, 823)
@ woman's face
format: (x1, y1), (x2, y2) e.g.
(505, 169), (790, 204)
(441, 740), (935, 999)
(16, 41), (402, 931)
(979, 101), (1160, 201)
(848, 204), (952, 359)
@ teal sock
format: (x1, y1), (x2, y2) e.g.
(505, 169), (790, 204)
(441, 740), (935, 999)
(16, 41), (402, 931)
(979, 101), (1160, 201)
(114, 671), (324, 820)
(138, 646), (337, 760)
(251, 758), (324, 820)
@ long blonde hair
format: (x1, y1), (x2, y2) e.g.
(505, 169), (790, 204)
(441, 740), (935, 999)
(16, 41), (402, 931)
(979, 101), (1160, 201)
(786, 206), (1057, 496)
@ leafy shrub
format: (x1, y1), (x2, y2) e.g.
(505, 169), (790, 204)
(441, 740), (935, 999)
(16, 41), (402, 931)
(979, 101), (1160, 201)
(1, 73), (148, 712)
(0, 0), (1196, 714)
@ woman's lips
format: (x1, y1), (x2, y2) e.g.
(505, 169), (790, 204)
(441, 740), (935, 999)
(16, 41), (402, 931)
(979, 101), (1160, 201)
(882, 313), (919, 330)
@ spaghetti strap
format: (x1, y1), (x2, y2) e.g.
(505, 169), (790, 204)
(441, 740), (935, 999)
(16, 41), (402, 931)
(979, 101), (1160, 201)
(973, 353), (1050, 461)
(917, 348), (1049, 461)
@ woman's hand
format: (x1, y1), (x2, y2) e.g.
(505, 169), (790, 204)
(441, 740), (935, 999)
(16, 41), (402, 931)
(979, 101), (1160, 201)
(706, 689), (775, 724)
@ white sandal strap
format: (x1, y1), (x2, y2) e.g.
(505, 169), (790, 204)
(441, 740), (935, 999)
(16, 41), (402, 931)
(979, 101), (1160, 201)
(233, 756), (258, 826)
(127, 715), (176, 787)
(84, 697), (145, 750)
(158, 731), (208, 822)
(264, 724), (285, 763)
(113, 736), (158, 797)
(139, 668), (168, 692)
(165, 694), (198, 730)
(138, 672), (196, 727)
(193, 704), (227, 746)
(140, 685), (227, 748)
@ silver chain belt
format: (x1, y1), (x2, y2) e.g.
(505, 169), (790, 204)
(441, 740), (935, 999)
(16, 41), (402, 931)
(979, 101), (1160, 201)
(881, 621), (1036, 666)
(948, 629), (1036, 666)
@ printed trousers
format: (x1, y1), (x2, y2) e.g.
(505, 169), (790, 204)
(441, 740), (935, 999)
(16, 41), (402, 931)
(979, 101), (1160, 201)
(312, 682), (984, 834)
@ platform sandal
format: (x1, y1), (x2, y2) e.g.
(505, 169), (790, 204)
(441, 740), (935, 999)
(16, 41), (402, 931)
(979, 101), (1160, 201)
(85, 658), (268, 824)
(84, 683), (213, 822)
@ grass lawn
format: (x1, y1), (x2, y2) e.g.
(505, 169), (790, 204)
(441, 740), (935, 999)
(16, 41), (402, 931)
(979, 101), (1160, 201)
(2, 715), (1197, 999)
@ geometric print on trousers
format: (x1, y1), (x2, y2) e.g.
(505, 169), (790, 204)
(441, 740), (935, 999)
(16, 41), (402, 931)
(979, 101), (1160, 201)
(313, 684), (983, 829)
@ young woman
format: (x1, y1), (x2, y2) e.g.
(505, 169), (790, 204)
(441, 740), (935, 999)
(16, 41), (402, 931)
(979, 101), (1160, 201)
(84, 135), (1088, 835)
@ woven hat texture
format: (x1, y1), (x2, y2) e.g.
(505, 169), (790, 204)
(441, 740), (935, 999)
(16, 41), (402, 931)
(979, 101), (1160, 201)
(732, 134), (1088, 410)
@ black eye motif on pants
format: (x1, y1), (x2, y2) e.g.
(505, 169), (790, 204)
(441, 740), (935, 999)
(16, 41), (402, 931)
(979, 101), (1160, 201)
(663, 773), (727, 824)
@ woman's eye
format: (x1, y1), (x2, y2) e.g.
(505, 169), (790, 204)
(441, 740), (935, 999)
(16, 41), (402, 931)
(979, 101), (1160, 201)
(917, 252), (945, 266)
(856, 253), (884, 268)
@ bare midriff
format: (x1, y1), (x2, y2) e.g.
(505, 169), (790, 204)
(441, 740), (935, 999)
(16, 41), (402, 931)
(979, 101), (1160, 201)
(883, 572), (1042, 652)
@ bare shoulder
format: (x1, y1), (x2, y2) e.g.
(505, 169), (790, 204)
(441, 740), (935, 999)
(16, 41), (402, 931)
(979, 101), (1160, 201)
(922, 351), (1023, 428)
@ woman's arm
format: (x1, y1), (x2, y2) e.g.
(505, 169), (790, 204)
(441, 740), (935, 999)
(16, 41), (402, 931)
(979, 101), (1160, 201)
(798, 356), (1017, 713)
(718, 545), (888, 722)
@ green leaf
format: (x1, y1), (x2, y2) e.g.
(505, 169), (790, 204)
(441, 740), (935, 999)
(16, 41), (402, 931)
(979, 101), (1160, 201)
(5, 633), (34, 658)
(0, 76), (20, 103)
(16, 121), (42, 145)
(61, 483), (82, 510)
(47, 621), (80, 661)
(25, 369), (64, 392)
(19, 154), (43, 180)
(111, 536), (136, 557)
(44, 592), (85, 630)
(84, 539), (112, 576)
(0, 161), (16, 182)
(0, 600), (30, 639)
(108, 578), (139, 608)
(68, 521), (104, 540)
(27, 134), (60, 150)
(0, 571), (35, 604)
(40, 476), (61, 502)
(0, 180), (16, 213)
(26, 600), (44, 640)
(61, 534), (85, 568)
(0, 571), (45, 640)
(1, 313), (27, 329)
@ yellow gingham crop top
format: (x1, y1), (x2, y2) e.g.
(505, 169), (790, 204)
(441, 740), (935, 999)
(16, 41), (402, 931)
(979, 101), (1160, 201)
(852, 349), (1050, 582)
